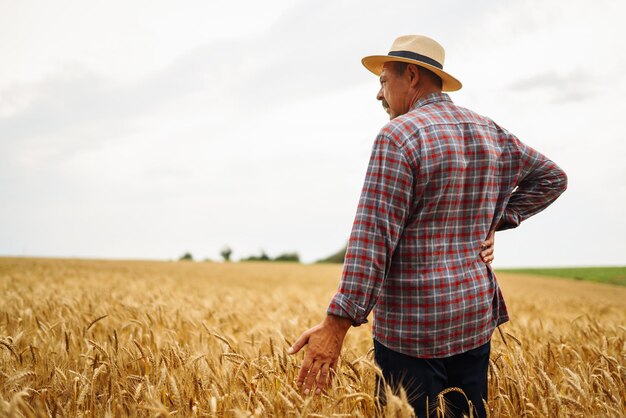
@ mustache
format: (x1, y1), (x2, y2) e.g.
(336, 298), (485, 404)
(382, 100), (390, 111)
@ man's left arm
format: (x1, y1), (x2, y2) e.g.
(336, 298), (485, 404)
(498, 140), (568, 231)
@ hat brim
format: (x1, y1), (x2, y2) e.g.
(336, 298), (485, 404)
(361, 55), (462, 92)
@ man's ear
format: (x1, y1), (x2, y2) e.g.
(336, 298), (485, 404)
(408, 64), (420, 87)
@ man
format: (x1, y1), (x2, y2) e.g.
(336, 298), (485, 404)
(288, 35), (567, 417)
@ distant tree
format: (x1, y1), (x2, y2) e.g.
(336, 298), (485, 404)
(220, 246), (233, 262)
(274, 252), (300, 263)
(242, 250), (271, 262)
(179, 252), (194, 261)
(316, 245), (347, 264)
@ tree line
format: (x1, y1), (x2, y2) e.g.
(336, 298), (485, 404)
(178, 245), (347, 264)
(179, 247), (302, 263)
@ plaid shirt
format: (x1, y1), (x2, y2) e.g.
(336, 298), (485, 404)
(327, 92), (567, 358)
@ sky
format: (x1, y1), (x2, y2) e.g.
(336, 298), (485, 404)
(1, 0), (625, 267)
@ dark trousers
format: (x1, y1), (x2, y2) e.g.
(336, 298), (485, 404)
(374, 339), (490, 418)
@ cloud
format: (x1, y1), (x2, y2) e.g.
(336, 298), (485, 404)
(507, 70), (599, 103)
(2, 0), (625, 264)
(0, 0), (502, 163)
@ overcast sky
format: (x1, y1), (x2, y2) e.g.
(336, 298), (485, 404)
(1, 0), (624, 266)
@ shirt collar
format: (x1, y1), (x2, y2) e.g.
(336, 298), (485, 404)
(410, 92), (452, 111)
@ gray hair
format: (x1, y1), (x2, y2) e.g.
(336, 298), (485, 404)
(391, 62), (442, 89)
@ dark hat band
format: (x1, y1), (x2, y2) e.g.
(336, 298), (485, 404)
(388, 50), (443, 70)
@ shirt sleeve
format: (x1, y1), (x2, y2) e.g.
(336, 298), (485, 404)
(327, 133), (414, 325)
(497, 139), (568, 231)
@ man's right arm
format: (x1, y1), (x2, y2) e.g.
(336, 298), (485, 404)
(327, 132), (414, 325)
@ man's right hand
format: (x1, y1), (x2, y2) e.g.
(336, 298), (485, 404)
(287, 314), (352, 395)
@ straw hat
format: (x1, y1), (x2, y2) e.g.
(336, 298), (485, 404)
(362, 35), (462, 92)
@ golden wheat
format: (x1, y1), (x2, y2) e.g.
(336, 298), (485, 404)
(0, 258), (624, 417)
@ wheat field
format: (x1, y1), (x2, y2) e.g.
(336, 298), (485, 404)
(0, 257), (624, 417)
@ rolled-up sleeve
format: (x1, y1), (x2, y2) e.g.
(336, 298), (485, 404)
(327, 133), (414, 325)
